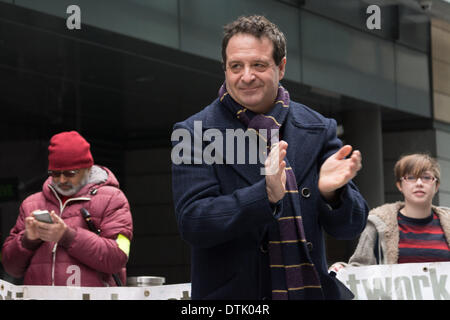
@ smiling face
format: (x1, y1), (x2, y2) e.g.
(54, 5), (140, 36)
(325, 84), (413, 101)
(396, 170), (439, 207)
(224, 33), (286, 114)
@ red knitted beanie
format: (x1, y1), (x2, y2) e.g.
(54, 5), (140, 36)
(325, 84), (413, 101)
(48, 131), (94, 170)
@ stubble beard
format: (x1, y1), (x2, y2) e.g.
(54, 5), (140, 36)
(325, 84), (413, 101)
(51, 171), (90, 197)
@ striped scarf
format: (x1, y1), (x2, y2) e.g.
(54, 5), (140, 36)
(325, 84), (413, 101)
(219, 83), (324, 300)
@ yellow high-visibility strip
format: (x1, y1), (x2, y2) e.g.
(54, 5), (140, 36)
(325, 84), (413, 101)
(116, 234), (130, 257)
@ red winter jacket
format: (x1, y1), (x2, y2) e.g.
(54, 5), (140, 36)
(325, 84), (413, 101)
(1, 165), (133, 286)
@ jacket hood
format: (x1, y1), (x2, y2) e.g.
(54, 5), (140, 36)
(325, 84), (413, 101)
(42, 165), (119, 202)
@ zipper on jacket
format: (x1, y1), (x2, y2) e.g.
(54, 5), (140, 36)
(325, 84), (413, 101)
(51, 243), (57, 286)
(47, 185), (91, 286)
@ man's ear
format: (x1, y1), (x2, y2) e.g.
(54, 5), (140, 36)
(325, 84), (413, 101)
(278, 57), (286, 80)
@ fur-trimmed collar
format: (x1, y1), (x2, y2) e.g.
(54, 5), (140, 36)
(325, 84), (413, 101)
(368, 201), (450, 264)
(87, 165), (108, 185)
(43, 165), (119, 203)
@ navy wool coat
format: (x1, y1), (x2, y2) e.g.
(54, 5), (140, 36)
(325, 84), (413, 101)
(171, 98), (369, 300)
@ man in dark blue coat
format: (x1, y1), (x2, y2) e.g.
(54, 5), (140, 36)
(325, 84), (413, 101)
(171, 15), (369, 300)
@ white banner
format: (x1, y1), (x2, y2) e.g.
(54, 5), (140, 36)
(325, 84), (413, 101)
(3, 262), (448, 300)
(335, 261), (450, 300)
(0, 280), (191, 300)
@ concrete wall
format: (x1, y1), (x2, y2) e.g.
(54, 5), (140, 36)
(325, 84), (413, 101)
(431, 19), (450, 207)
(432, 19), (450, 124)
(435, 130), (450, 206)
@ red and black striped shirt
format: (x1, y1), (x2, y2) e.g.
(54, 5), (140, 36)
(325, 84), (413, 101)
(398, 211), (450, 264)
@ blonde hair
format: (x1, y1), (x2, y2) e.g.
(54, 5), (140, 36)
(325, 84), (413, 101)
(394, 153), (440, 183)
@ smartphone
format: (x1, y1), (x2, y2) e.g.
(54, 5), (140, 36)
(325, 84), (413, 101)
(33, 210), (53, 224)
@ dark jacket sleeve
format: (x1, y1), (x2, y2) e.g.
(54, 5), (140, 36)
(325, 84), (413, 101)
(171, 123), (277, 249)
(316, 118), (369, 240)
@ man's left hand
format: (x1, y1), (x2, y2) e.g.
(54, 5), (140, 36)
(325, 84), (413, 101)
(36, 210), (68, 243)
(318, 145), (362, 202)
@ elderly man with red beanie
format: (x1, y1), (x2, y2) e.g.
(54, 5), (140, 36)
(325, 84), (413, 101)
(2, 131), (133, 287)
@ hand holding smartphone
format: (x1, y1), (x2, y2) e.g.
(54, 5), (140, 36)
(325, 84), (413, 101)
(32, 210), (53, 224)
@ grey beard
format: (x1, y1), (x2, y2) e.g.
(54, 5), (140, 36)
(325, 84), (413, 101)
(51, 171), (90, 197)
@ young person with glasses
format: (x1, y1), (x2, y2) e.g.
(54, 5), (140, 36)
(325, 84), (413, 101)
(2, 131), (133, 286)
(330, 153), (450, 271)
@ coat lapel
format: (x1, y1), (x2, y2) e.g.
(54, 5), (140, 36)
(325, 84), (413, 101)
(282, 109), (327, 185)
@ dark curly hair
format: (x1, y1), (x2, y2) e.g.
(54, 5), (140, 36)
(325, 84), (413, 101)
(221, 15), (287, 70)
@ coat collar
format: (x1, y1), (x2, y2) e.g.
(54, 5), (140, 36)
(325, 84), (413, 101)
(202, 98), (327, 130)
(369, 201), (450, 264)
(368, 202), (403, 264)
(42, 165), (116, 205)
(201, 99), (327, 185)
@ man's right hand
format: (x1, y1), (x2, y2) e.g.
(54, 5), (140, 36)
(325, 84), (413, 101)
(265, 140), (288, 204)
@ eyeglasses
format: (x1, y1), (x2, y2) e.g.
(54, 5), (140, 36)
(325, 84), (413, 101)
(48, 170), (79, 178)
(402, 175), (436, 184)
